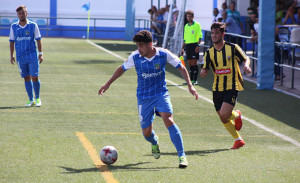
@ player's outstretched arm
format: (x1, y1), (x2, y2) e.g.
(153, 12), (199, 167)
(98, 65), (125, 95)
(178, 65), (199, 100)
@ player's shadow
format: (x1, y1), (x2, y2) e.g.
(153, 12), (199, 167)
(144, 148), (229, 157)
(0, 106), (26, 110)
(59, 162), (175, 174)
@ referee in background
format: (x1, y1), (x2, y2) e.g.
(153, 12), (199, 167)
(181, 10), (203, 85)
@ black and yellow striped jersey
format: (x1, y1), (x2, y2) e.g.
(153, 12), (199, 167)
(203, 41), (248, 92)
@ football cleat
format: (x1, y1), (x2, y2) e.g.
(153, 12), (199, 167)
(234, 110), (242, 131)
(25, 100), (35, 107)
(192, 80), (198, 85)
(35, 98), (42, 107)
(231, 139), (245, 149)
(152, 136), (160, 159)
(179, 156), (188, 168)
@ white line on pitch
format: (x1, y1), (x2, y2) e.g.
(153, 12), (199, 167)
(87, 39), (300, 148)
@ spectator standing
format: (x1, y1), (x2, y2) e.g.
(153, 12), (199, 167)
(212, 8), (222, 23)
(226, 2), (243, 34)
(221, 11), (242, 35)
(222, 10), (242, 47)
(276, 3), (284, 25)
(181, 10), (203, 85)
(148, 8), (161, 36)
(219, 2), (228, 16)
(282, 0), (300, 24)
(245, 7), (256, 36)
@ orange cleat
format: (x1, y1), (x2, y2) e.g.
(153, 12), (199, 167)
(231, 139), (245, 149)
(234, 110), (242, 131)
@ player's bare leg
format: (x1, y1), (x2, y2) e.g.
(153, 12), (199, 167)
(217, 102), (244, 149)
(143, 124), (160, 159)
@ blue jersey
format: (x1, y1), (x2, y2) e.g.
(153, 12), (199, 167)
(9, 20), (41, 61)
(122, 47), (182, 100)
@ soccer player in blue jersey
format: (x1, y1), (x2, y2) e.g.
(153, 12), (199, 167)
(9, 5), (43, 107)
(99, 30), (199, 168)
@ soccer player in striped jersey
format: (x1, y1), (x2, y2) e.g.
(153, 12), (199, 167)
(99, 30), (199, 168)
(200, 22), (251, 149)
(9, 5), (43, 107)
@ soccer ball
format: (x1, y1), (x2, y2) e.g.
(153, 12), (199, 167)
(99, 146), (118, 165)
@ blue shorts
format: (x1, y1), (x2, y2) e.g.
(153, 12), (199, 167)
(137, 94), (173, 129)
(17, 58), (39, 78)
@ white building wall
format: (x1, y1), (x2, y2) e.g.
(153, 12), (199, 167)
(0, 0), (218, 30)
(0, 0), (50, 16)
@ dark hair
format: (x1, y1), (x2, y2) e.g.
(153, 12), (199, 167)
(211, 22), (226, 33)
(133, 30), (153, 43)
(186, 10), (194, 17)
(16, 5), (27, 12)
(247, 7), (254, 11)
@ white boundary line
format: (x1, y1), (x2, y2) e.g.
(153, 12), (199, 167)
(87, 39), (300, 148)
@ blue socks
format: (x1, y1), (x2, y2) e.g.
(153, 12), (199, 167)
(32, 80), (40, 99)
(144, 130), (158, 145)
(25, 81), (34, 101)
(25, 80), (40, 101)
(144, 124), (185, 157)
(168, 124), (185, 157)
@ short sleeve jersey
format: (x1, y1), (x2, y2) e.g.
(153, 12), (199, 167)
(203, 42), (247, 92)
(184, 21), (203, 44)
(226, 10), (241, 25)
(9, 20), (41, 61)
(122, 47), (182, 100)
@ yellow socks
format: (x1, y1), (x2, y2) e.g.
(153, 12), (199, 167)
(228, 110), (239, 121)
(223, 120), (240, 139)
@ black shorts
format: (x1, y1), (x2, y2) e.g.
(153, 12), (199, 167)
(185, 43), (199, 60)
(213, 90), (239, 111)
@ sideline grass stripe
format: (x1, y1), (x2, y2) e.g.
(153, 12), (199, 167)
(86, 39), (300, 148)
(76, 132), (119, 183)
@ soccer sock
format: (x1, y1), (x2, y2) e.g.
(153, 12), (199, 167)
(189, 67), (194, 81)
(192, 65), (199, 81)
(168, 124), (185, 157)
(32, 80), (40, 99)
(223, 120), (240, 139)
(144, 130), (158, 145)
(24, 81), (34, 101)
(228, 110), (239, 121)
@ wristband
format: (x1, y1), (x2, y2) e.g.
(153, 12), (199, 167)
(39, 52), (43, 55)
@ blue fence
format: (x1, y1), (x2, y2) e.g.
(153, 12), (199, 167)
(0, 16), (150, 40)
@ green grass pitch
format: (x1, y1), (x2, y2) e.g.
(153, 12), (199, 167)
(0, 36), (299, 182)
